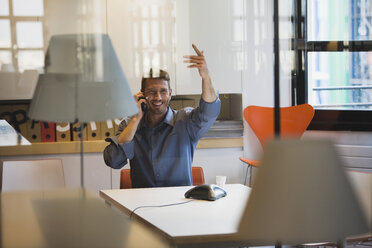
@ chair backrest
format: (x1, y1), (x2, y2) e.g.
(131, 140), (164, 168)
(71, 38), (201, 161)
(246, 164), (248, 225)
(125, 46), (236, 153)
(120, 169), (132, 189)
(244, 104), (315, 146)
(192, 166), (205, 186)
(1, 159), (65, 192)
(120, 166), (205, 189)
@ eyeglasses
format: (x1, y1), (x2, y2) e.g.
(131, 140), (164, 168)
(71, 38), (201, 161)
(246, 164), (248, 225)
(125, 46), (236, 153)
(144, 89), (169, 97)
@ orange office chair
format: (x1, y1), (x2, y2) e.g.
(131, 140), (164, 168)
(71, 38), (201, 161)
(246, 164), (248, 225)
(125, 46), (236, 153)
(120, 169), (132, 189)
(239, 104), (315, 167)
(120, 166), (205, 189)
(191, 167), (205, 186)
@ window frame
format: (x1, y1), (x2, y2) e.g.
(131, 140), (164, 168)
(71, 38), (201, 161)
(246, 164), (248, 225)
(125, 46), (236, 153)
(0, 0), (46, 72)
(292, 0), (372, 131)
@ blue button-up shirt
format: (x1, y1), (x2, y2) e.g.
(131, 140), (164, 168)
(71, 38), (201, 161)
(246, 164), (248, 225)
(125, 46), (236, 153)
(103, 97), (220, 188)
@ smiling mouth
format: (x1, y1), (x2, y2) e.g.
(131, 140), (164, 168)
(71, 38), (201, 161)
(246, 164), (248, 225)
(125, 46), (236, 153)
(151, 101), (163, 107)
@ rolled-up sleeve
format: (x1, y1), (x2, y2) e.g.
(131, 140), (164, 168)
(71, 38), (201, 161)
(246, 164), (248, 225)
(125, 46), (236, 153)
(103, 119), (135, 169)
(199, 95), (221, 119)
(187, 95), (221, 141)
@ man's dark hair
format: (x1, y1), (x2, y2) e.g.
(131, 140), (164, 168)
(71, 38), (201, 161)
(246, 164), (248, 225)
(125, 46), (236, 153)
(141, 68), (170, 92)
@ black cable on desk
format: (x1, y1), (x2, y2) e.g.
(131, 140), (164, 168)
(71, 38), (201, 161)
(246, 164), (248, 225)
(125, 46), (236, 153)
(130, 199), (195, 219)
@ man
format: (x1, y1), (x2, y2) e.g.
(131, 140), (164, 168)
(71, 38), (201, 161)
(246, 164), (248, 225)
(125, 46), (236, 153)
(104, 44), (220, 187)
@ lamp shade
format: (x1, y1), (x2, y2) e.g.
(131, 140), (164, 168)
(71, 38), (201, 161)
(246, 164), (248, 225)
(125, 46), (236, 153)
(28, 34), (138, 123)
(238, 139), (368, 245)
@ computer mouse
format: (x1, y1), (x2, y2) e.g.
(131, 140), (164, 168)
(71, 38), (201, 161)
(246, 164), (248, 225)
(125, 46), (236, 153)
(184, 184), (227, 201)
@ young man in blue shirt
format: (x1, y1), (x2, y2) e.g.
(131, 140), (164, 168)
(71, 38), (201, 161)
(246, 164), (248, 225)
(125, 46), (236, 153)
(104, 44), (221, 187)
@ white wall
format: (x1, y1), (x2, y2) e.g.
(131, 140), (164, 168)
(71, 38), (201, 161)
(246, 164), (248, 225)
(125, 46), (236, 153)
(45, 0), (107, 38)
(106, 0), (177, 93)
(175, 0), (244, 94)
(193, 147), (244, 184)
(1, 146), (244, 195)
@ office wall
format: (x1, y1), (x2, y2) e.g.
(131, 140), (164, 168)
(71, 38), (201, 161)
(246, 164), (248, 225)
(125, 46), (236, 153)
(1, 146), (244, 195)
(45, 0), (107, 37)
(193, 148), (244, 184)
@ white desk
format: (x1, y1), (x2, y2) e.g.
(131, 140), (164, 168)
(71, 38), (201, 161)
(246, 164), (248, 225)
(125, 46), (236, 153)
(100, 184), (251, 247)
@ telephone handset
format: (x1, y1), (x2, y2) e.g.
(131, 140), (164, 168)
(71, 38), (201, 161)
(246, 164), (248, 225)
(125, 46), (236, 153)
(138, 97), (147, 112)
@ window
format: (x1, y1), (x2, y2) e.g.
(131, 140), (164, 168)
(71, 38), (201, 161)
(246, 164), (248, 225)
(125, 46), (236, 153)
(130, 1), (175, 78)
(293, 0), (372, 130)
(0, 0), (46, 72)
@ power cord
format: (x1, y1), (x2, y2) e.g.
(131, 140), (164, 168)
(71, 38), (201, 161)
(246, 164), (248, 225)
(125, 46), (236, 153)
(130, 199), (195, 219)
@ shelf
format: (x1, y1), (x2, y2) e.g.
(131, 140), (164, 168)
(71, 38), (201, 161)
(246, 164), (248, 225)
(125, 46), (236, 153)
(0, 137), (243, 156)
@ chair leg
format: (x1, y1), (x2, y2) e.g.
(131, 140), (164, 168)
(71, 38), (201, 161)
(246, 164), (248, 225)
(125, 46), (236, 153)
(244, 165), (251, 186)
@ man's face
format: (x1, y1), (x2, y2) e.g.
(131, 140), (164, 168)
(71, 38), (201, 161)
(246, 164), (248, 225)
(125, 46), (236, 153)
(143, 78), (172, 116)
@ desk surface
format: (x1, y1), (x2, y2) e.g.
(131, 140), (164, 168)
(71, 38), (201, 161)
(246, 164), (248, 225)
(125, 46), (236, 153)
(1, 189), (169, 248)
(100, 184), (251, 246)
(0, 119), (30, 147)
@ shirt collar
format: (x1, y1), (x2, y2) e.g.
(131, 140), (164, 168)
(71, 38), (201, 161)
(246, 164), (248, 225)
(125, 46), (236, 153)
(139, 106), (175, 129)
(163, 107), (175, 126)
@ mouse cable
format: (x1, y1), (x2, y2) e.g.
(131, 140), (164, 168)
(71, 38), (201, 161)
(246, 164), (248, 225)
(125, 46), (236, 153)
(129, 199), (196, 219)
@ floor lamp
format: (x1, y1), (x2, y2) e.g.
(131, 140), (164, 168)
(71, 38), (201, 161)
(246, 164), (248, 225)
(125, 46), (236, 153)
(28, 34), (138, 188)
(238, 139), (369, 247)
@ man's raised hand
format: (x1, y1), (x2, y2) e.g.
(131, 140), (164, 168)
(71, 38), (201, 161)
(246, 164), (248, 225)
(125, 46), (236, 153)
(183, 44), (209, 79)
